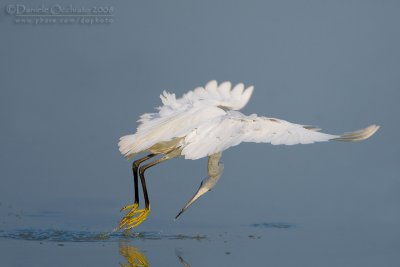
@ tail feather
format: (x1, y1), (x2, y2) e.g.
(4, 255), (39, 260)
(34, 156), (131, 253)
(332, 124), (380, 142)
(118, 134), (138, 158)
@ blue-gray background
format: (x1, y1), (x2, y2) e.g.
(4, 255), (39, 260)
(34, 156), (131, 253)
(1, 0), (399, 266)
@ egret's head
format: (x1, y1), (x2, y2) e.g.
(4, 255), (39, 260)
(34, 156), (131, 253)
(175, 163), (224, 219)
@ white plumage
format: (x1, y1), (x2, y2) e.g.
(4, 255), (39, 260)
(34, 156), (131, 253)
(119, 80), (379, 160)
(117, 80), (380, 229)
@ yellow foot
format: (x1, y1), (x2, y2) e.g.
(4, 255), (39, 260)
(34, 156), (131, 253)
(120, 203), (139, 213)
(119, 203), (139, 228)
(119, 205), (150, 230)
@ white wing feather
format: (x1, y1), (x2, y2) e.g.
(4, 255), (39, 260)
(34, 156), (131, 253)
(119, 81), (254, 157)
(119, 81), (379, 160)
(181, 111), (379, 160)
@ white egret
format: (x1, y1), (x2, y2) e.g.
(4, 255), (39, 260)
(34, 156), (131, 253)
(118, 80), (379, 230)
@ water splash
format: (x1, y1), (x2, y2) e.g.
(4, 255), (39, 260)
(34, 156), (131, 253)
(0, 229), (206, 242)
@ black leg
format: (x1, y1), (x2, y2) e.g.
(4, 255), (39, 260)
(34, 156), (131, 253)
(120, 152), (179, 229)
(138, 156), (173, 209)
(132, 154), (156, 204)
(119, 154), (156, 229)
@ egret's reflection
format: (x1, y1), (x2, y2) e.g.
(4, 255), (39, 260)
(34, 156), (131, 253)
(119, 242), (150, 267)
(118, 242), (191, 267)
(175, 250), (191, 267)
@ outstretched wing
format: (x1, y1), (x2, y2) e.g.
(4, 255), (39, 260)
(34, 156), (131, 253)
(181, 111), (380, 160)
(119, 81), (254, 158)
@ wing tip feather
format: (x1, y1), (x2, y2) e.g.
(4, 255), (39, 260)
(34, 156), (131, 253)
(332, 124), (380, 142)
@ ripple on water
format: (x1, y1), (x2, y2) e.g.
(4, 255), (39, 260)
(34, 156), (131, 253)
(0, 229), (207, 242)
(250, 222), (295, 229)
